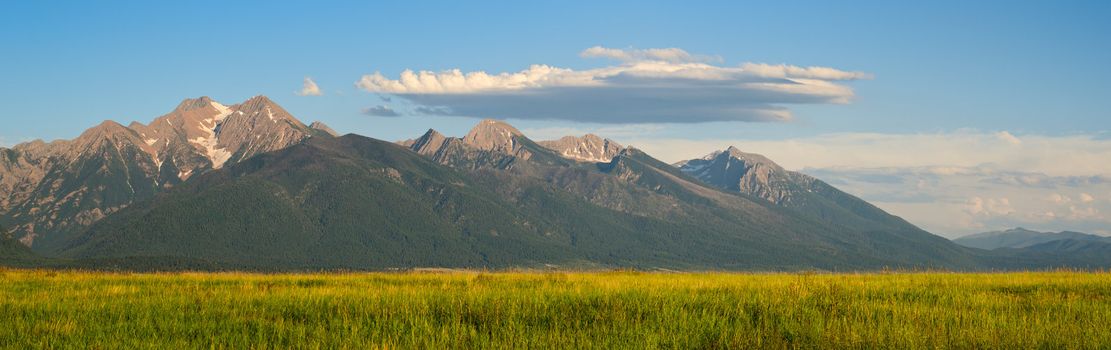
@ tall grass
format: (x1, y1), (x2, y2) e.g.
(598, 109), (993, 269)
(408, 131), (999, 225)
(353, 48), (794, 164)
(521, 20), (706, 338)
(1, 269), (1110, 348)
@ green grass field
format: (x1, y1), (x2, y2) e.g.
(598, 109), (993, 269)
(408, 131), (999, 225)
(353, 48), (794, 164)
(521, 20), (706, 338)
(2, 270), (1110, 349)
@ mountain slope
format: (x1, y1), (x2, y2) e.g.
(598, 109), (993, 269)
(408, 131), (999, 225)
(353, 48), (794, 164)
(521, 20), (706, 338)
(953, 228), (1110, 250)
(55, 135), (781, 269)
(0, 96), (316, 252)
(394, 123), (981, 269)
(54, 130), (982, 270)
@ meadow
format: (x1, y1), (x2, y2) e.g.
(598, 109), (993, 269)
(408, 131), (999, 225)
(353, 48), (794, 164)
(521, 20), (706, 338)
(1, 269), (1110, 349)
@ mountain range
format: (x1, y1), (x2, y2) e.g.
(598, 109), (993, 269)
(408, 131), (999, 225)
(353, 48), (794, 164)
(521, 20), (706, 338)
(0, 96), (334, 252)
(1, 96), (1105, 270)
(954, 228), (1111, 250)
(959, 228), (1111, 269)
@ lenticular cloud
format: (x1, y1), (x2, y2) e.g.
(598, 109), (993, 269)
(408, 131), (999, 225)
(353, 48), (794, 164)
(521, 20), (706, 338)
(356, 47), (871, 123)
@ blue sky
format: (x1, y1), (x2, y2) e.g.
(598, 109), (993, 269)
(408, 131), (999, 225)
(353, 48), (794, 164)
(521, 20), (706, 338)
(2, 1), (1110, 235)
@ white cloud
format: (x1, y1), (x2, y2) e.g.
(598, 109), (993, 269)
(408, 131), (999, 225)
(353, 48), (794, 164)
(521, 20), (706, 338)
(297, 77), (323, 96)
(738, 63), (873, 80)
(1068, 205), (1099, 220)
(807, 167), (1111, 237)
(966, 197), (1014, 217)
(995, 131), (1021, 145)
(1080, 193), (1095, 203)
(1049, 193), (1072, 205)
(356, 47), (870, 123)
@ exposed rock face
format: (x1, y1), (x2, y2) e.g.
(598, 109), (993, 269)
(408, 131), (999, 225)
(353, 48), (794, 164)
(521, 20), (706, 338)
(675, 146), (802, 204)
(0, 96), (314, 249)
(309, 121), (338, 137)
(538, 134), (624, 163)
(408, 129), (450, 157)
(461, 119), (531, 158)
(126, 95), (312, 178)
(402, 119), (568, 170)
(675, 146), (925, 236)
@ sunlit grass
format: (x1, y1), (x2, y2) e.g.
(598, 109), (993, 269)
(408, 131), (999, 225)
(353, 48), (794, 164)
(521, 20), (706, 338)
(2, 269), (1109, 348)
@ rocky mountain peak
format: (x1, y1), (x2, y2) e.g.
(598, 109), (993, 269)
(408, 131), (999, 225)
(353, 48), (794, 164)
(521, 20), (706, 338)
(677, 147), (795, 203)
(237, 95), (274, 109)
(616, 146), (644, 158)
(717, 146), (783, 171)
(71, 120), (142, 150)
(174, 96), (215, 111)
(409, 129), (450, 156)
(309, 121), (338, 137)
(462, 119), (525, 153)
(83, 120), (130, 136)
(0, 95), (318, 248)
(538, 133), (625, 163)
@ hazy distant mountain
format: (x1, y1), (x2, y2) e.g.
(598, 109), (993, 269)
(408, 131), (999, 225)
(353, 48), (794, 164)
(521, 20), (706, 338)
(953, 228), (1111, 250)
(969, 228), (1111, 269)
(0, 96), (329, 251)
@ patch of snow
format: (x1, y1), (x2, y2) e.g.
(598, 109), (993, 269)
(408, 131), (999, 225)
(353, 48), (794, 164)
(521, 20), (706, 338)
(190, 136), (233, 169)
(145, 138), (158, 146)
(560, 149), (609, 163)
(178, 169), (192, 179)
(700, 150), (723, 161)
(187, 101), (236, 168)
(210, 101), (231, 121)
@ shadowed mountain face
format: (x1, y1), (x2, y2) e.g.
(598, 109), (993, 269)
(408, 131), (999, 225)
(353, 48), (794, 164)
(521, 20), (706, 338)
(0, 96), (328, 251)
(0, 223), (40, 265)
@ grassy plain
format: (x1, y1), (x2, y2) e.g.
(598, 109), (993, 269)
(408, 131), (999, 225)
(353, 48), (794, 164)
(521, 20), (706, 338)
(1, 269), (1110, 349)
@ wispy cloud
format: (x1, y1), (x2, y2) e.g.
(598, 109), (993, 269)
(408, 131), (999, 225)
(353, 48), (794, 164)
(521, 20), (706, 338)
(810, 166), (1111, 237)
(297, 77), (323, 96)
(625, 131), (1111, 177)
(579, 46), (722, 64)
(362, 105), (400, 117)
(356, 46), (870, 123)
